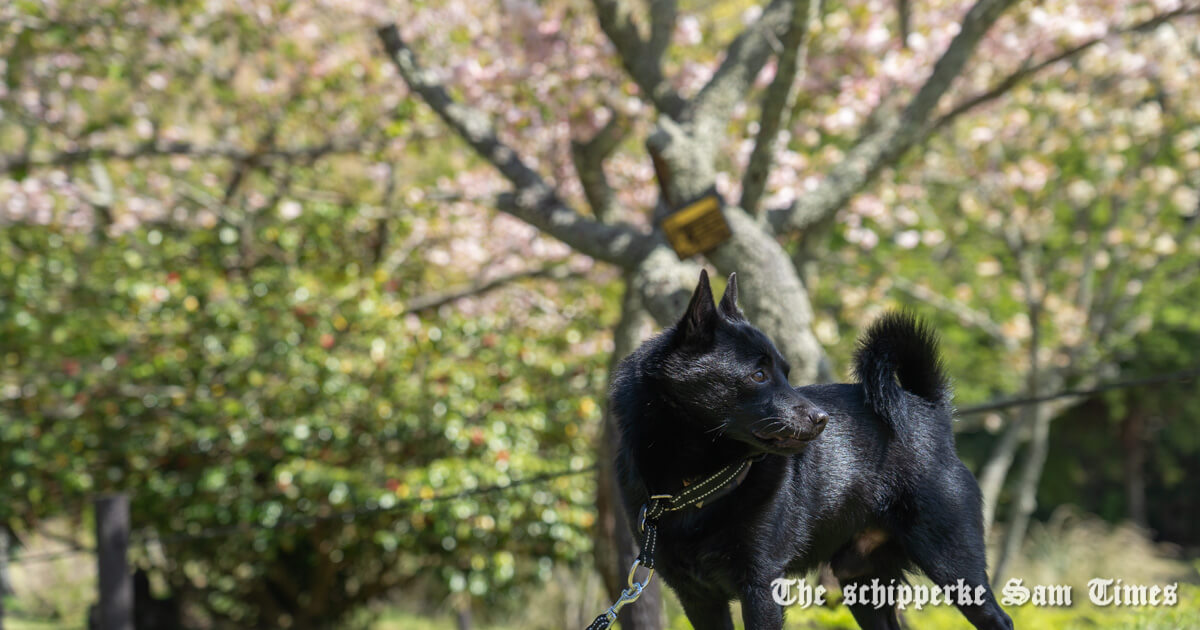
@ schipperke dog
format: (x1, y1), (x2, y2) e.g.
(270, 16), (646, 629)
(612, 270), (1012, 630)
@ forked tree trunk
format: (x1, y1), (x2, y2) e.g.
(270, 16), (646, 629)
(594, 280), (663, 630)
(978, 410), (1023, 535)
(993, 300), (1042, 582)
(378, 0), (1036, 622)
(992, 403), (1049, 583)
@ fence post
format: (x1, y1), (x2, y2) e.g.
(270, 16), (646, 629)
(95, 495), (133, 630)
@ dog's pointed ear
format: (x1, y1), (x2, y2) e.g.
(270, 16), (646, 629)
(677, 269), (717, 344)
(718, 272), (745, 321)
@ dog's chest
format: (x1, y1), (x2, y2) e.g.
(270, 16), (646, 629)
(655, 517), (760, 590)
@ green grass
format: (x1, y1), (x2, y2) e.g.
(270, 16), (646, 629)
(897, 583), (1200, 630)
(3, 618), (70, 630)
(373, 609), (524, 630)
(9, 511), (1200, 629)
(6, 583), (1198, 629)
(372, 584), (1200, 629)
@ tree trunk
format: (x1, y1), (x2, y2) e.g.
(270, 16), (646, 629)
(455, 600), (471, 630)
(646, 123), (831, 384)
(978, 387), (1085, 536)
(992, 403), (1050, 583)
(1120, 407), (1149, 529)
(378, 1), (1036, 621)
(708, 208), (833, 383)
(593, 279), (663, 630)
(978, 411), (1024, 535)
(0, 526), (8, 630)
(992, 301), (1042, 583)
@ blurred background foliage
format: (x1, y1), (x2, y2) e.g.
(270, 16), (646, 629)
(1, 0), (1199, 628)
(0, 213), (611, 626)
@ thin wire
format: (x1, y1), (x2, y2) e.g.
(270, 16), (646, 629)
(956, 367), (1200, 416)
(6, 367), (1198, 566)
(5, 465), (596, 566)
(131, 464), (598, 547)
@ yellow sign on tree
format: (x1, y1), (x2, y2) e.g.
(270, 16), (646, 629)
(661, 192), (732, 258)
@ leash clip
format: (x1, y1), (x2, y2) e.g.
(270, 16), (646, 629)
(587, 557), (655, 629)
(626, 558), (654, 589)
(610, 559), (654, 616)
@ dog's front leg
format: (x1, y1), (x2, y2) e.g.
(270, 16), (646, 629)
(739, 579), (785, 630)
(675, 584), (734, 630)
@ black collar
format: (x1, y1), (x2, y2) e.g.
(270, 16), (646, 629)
(640, 454), (762, 529)
(632, 455), (762, 575)
(585, 455), (763, 630)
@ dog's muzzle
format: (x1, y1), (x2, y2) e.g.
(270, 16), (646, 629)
(751, 409), (828, 452)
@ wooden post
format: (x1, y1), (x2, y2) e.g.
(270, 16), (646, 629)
(0, 526), (8, 630)
(95, 495), (133, 630)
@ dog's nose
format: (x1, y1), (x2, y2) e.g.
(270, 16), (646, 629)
(810, 410), (828, 431)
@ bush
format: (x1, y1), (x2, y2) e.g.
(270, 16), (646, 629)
(1, 210), (613, 627)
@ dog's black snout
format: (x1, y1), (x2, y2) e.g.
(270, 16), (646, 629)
(791, 403), (828, 434)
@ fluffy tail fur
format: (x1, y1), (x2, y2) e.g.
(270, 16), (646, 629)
(852, 312), (951, 432)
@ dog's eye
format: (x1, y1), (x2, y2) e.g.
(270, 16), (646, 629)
(750, 369), (768, 383)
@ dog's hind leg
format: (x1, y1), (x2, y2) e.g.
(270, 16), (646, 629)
(830, 535), (902, 628)
(832, 539), (907, 630)
(904, 535), (1011, 630)
(904, 533), (1012, 630)
(838, 571), (905, 630)
(902, 466), (1014, 630)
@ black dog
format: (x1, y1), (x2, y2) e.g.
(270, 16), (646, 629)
(611, 271), (1012, 630)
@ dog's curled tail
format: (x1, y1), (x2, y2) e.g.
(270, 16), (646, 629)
(852, 312), (951, 431)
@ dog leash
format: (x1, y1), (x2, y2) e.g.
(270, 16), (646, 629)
(584, 457), (759, 630)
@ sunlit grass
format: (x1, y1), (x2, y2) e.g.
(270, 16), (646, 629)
(7, 510), (1198, 629)
(372, 583), (1200, 630)
(382, 507), (1199, 629)
(4, 619), (70, 630)
(896, 584), (1200, 630)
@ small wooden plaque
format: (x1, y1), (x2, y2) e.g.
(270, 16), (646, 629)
(661, 192), (731, 258)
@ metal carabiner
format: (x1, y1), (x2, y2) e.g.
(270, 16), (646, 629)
(605, 579), (646, 620)
(626, 557), (655, 589)
(586, 543), (658, 627)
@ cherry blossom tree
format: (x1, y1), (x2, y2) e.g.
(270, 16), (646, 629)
(5, 0), (1200, 626)
(378, 0), (1199, 625)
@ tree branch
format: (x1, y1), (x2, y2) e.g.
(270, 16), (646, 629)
(890, 276), (1018, 350)
(570, 112), (627, 222)
(930, 5), (1200, 134)
(741, 0), (816, 217)
(403, 262), (579, 314)
(687, 0), (793, 147)
(767, 0), (1019, 234)
(377, 24), (657, 268)
(706, 206), (834, 384)
(591, 0), (686, 117)
(647, 0), (678, 63)
(627, 246), (705, 327)
(0, 137), (371, 175)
